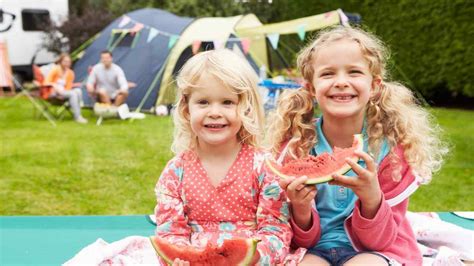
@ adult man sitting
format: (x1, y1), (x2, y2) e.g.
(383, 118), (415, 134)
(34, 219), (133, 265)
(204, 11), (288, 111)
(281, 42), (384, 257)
(86, 50), (128, 106)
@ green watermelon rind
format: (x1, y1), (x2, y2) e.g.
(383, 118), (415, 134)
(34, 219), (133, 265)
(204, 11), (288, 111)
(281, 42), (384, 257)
(149, 236), (259, 265)
(149, 236), (174, 265)
(238, 238), (259, 266)
(266, 134), (364, 185)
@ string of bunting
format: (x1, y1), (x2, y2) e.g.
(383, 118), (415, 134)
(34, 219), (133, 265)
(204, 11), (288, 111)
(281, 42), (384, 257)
(115, 14), (323, 53)
(117, 15), (180, 49)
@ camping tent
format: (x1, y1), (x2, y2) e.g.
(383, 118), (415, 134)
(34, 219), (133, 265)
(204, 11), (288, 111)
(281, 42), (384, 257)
(73, 8), (193, 111)
(73, 8), (347, 111)
(74, 9), (266, 111)
(155, 9), (348, 106)
(156, 13), (266, 105)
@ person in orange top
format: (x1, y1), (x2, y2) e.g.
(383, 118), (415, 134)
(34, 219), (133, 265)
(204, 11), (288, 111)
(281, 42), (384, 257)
(45, 53), (87, 124)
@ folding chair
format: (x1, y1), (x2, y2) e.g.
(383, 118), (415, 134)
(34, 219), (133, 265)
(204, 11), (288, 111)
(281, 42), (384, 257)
(12, 72), (57, 127)
(32, 64), (73, 121)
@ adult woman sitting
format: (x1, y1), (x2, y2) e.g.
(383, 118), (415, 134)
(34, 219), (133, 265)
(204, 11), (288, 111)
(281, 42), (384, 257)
(44, 53), (87, 124)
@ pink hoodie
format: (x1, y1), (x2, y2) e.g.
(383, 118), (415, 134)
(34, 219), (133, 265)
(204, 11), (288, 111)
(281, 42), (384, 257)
(291, 145), (423, 265)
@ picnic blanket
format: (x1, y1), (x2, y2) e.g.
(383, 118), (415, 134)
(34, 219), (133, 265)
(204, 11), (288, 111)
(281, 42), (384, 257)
(1, 212), (471, 265)
(63, 236), (158, 265)
(62, 212), (474, 266)
(408, 212), (473, 265)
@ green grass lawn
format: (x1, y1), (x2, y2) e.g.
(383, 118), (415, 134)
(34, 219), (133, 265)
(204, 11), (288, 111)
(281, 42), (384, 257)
(0, 97), (473, 215)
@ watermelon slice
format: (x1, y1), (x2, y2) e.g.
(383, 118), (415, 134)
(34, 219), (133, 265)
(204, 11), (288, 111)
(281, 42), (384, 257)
(266, 134), (364, 184)
(149, 236), (260, 265)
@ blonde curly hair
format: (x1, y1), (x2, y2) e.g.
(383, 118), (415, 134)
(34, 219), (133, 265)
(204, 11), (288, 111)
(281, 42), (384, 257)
(268, 26), (448, 183)
(172, 49), (265, 154)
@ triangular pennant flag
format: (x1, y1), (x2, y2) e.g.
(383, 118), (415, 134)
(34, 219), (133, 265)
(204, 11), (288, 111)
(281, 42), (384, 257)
(296, 24), (306, 41)
(130, 23), (144, 33)
(118, 16), (131, 28)
(337, 9), (350, 26)
(192, 40), (202, 54)
(241, 38), (251, 54)
(147, 28), (159, 43)
(267, 33), (280, 49)
(168, 35), (179, 49)
(213, 40), (222, 50)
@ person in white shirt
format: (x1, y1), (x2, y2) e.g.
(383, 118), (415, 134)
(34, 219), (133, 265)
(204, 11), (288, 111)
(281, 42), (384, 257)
(86, 50), (128, 106)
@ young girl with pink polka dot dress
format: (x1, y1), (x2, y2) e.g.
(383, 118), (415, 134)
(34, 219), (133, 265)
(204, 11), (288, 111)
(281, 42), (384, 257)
(153, 49), (305, 265)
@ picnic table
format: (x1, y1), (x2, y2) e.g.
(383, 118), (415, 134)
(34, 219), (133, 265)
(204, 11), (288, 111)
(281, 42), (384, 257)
(258, 79), (300, 111)
(0, 213), (472, 265)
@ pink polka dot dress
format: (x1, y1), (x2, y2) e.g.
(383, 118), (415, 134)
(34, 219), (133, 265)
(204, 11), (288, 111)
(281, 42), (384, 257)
(154, 144), (305, 265)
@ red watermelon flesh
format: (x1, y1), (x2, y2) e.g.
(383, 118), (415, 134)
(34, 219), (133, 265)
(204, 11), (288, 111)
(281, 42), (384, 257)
(149, 236), (259, 265)
(266, 134), (364, 184)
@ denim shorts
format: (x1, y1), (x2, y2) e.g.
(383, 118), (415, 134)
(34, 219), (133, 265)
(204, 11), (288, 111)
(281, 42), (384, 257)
(308, 247), (390, 266)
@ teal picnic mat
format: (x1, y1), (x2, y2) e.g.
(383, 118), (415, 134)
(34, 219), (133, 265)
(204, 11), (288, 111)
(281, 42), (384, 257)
(0, 213), (472, 265)
(0, 215), (155, 265)
(437, 212), (474, 230)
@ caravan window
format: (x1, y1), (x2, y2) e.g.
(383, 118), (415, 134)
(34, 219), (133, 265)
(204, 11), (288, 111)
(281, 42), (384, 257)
(22, 9), (51, 31)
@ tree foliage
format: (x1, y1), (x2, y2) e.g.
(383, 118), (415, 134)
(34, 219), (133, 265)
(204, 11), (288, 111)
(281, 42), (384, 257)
(263, 0), (474, 102)
(43, 7), (114, 55)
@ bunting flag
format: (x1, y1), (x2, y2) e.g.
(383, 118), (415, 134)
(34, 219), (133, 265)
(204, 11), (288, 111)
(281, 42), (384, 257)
(337, 9), (350, 26)
(267, 33), (280, 49)
(240, 38), (251, 54)
(297, 24), (306, 41)
(168, 35), (179, 49)
(113, 15), (269, 52)
(192, 40), (202, 54)
(118, 16), (131, 28)
(213, 40), (222, 50)
(130, 23), (144, 33)
(147, 28), (159, 43)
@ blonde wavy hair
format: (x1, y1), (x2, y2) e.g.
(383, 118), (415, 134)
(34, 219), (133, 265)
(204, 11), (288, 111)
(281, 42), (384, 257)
(172, 49), (265, 154)
(268, 26), (448, 182)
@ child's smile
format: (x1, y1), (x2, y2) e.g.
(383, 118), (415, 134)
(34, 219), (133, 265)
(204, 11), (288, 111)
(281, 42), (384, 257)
(204, 123), (228, 130)
(187, 73), (242, 149)
(328, 92), (358, 103)
(312, 39), (377, 121)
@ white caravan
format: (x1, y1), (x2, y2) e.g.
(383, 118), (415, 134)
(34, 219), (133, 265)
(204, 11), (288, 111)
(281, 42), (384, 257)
(0, 0), (68, 81)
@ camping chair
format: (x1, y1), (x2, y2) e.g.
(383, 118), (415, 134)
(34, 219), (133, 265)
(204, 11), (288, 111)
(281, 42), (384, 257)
(11, 69), (57, 126)
(31, 64), (73, 121)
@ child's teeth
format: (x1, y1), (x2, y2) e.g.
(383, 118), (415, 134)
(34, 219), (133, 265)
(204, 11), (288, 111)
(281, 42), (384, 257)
(335, 96), (352, 100)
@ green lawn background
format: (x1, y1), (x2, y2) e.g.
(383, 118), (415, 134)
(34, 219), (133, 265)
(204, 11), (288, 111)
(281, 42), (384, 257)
(0, 97), (472, 215)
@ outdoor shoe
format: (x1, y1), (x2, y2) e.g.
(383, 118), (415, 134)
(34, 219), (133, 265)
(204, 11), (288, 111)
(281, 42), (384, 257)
(75, 116), (88, 124)
(117, 104), (130, 119)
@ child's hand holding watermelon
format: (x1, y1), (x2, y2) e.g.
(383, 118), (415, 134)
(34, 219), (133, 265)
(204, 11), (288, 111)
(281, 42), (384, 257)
(329, 150), (382, 219)
(279, 175), (317, 231)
